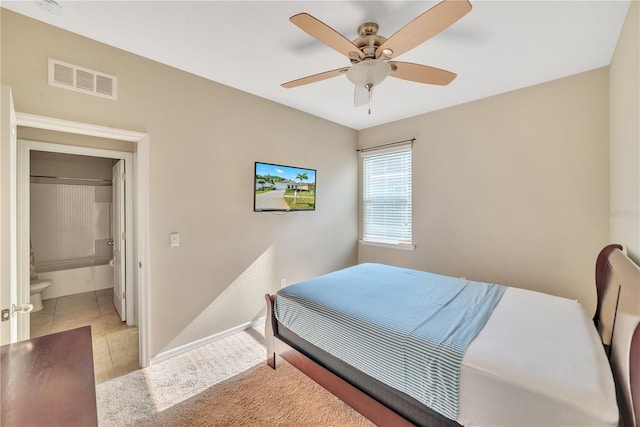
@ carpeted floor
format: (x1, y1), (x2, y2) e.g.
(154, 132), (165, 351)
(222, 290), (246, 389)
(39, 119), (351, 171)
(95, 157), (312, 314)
(131, 362), (373, 427)
(97, 326), (373, 426)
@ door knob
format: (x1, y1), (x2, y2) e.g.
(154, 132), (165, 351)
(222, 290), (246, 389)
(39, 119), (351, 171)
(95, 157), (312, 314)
(107, 240), (115, 246)
(2, 303), (35, 321)
(12, 303), (34, 316)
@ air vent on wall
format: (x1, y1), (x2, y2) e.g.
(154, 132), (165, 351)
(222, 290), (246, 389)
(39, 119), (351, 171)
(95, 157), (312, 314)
(48, 58), (117, 100)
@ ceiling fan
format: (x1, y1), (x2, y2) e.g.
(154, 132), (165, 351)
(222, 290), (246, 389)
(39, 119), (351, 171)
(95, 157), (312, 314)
(282, 0), (472, 114)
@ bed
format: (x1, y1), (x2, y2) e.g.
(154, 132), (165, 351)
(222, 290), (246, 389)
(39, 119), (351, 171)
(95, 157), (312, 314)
(264, 245), (640, 426)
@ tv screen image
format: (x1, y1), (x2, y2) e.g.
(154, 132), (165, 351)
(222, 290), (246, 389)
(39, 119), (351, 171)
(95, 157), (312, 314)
(254, 162), (316, 212)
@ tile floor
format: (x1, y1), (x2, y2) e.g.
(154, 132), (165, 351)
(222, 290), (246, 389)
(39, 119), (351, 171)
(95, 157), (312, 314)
(30, 288), (139, 384)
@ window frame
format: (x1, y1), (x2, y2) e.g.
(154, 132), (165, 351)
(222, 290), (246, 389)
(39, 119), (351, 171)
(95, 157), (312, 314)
(359, 143), (415, 250)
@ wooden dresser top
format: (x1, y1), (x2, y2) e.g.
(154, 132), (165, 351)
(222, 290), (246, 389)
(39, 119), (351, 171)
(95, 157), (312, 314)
(1, 326), (98, 427)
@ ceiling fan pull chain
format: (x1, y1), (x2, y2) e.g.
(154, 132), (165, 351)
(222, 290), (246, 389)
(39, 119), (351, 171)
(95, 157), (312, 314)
(366, 83), (373, 115)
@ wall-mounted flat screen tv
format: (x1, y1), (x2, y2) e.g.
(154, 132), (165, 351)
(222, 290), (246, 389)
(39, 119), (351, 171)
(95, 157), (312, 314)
(254, 162), (316, 212)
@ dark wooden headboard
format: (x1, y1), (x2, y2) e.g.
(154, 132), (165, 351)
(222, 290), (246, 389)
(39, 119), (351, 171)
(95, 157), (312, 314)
(631, 324), (640, 427)
(596, 246), (640, 427)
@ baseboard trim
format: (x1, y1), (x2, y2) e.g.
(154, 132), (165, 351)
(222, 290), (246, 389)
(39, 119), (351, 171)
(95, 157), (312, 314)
(150, 317), (266, 365)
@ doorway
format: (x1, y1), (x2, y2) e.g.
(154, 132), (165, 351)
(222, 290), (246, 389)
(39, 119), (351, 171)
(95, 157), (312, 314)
(11, 111), (150, 368)
(22, 143), (138, 382)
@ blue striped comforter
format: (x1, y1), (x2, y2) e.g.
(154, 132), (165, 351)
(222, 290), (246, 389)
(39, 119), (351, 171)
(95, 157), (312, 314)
(274, 263), (506, 420)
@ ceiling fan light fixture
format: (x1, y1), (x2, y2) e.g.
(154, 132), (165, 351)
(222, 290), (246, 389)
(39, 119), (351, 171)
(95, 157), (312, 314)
(346, 60), (391, 88)
(283, 0), (472, 113)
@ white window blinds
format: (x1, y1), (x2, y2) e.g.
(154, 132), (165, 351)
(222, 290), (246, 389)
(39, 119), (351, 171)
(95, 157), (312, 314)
(362, 144), (412, 245)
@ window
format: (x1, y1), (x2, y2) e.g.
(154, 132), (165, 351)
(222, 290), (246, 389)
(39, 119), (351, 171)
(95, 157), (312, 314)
(361, 144), (413, 247)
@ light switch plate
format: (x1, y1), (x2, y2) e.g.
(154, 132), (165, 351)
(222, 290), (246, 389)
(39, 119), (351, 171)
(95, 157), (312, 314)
(169, 232), (179, 247)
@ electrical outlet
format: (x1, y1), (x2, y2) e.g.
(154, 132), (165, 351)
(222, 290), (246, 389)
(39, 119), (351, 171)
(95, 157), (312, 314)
(280, 278), (287, 288)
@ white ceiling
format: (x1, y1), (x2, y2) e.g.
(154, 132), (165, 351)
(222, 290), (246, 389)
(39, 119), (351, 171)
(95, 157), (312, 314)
(2, 0), (631, 130)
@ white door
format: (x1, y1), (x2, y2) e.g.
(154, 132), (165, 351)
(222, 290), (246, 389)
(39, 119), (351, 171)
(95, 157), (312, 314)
(1, 86), (31, 344)
(112, 160), (126, 321)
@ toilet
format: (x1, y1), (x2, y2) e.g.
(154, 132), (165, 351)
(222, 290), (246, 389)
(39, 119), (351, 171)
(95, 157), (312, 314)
(30, 279), (52, 312)
(29, 241), (52, 312)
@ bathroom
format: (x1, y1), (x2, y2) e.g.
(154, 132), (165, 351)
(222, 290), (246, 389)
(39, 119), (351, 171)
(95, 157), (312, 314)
(30, 150), (115, 306)
(28, 149), (138, 382)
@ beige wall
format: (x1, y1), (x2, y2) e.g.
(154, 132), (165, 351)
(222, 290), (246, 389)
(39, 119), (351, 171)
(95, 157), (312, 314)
(610, 0), (640, 264)
(1, 10), (358, 357)
(358, 68), (611, 315)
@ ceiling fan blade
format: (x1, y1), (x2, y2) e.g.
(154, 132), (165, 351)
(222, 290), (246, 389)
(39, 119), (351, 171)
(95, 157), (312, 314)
(281, 67), (350, 88)
(389, 61), (456, 85)
(354, 85), (369, 107)
(290, 13), (364, 60)
(376, 0), (472, 59)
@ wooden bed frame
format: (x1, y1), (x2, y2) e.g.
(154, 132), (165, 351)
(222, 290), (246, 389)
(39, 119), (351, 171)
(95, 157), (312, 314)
(265, 245), (640, 427)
